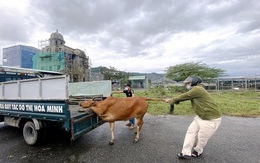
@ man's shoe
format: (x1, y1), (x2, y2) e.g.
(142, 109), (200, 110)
(177, 153), (191, 159)
(191, 150), (202, 157)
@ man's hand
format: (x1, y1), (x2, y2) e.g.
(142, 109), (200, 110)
(164, 98), (170, 103)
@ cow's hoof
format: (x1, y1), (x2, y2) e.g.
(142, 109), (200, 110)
(109, 142), (114, 145)
(133, 139), (139, 144)
(135, 132), (137, 135)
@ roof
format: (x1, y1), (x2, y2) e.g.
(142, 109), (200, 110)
(129, 76), (146, 80)
(50, 30), (64, 41)
(3, 45), (40, 52)
(0, 66), (63, 75)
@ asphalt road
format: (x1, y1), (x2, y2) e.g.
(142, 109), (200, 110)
(0, 114), (259, 163)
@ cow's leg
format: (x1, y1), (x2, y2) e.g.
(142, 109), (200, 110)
(133, 117), (143, 143)
(109, 122), (115, 145)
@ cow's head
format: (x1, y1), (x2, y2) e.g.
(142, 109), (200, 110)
(79, 99), (95, 108)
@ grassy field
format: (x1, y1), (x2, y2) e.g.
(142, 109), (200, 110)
(112, 89), (260, 117)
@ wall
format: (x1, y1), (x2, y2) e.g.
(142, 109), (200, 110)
(3, 45), (40, 68)
(3, 45), (21, 67)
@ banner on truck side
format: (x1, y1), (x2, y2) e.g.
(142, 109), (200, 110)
(0, 102), (65, 114)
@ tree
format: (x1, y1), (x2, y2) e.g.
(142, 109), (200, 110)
(100, 66), (129, 82)
(165, 62), (225, 81)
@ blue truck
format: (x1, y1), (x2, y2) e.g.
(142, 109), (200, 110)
(0, 75), (111, 145)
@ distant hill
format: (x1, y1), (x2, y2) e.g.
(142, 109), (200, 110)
(90, 67), (164, 82)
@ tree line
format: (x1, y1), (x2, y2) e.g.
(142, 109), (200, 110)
(99, 62), (225, 83)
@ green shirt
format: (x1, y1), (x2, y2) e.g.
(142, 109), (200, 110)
(169, 84), (221, 120)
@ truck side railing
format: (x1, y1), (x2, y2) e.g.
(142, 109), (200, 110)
(0, 75), (68, 100)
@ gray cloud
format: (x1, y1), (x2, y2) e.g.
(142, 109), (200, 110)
(0, 10), (30, 43)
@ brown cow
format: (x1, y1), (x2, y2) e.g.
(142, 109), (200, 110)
(79, 96), (161, 145)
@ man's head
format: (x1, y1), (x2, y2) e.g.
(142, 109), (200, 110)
(183, 76), (202, 90)
(124, 83), (131, 90)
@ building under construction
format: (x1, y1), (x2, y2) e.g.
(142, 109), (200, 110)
(33, 30), (90, 82)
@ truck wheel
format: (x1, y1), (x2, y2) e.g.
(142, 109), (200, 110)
(23, 121), (39, 145)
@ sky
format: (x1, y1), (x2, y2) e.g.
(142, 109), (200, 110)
(0, 0), (259, 76)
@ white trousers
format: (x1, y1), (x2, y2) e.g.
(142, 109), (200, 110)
(182, 116), (222, 156)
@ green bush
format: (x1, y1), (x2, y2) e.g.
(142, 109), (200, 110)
(142, 86), (166, 98)
(167, 85), (186, 93)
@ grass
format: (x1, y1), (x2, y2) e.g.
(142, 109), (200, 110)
(212, 92), (260, 117)
(112, 89), (260, 117)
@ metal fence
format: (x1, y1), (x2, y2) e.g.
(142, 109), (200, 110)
(203, 77), (260, 91)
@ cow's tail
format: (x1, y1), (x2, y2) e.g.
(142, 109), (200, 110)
(144, 97), (165, 102)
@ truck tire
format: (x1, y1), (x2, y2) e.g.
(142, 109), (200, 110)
(23, 121), (40, 145)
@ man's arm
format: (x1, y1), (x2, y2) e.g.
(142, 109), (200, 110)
(111, 91), (123, 96)
(165, 87), (199, 105)
(111, 91), (124, 95)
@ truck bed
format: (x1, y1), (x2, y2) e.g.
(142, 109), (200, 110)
(69, 104), (104, 141)
(69, 105), (94, 118)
